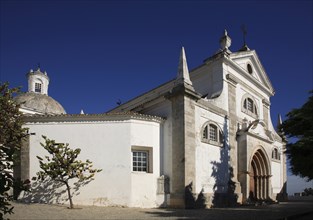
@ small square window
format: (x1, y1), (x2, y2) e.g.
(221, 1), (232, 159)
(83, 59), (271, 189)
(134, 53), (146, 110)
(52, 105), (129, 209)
(132, 146), (153, 173)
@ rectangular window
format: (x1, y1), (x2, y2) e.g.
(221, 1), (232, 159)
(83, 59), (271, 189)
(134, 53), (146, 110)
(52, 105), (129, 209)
(35, 83), (42, 93)
(131, 146), (153, 173)
(132, 151), (148, 172)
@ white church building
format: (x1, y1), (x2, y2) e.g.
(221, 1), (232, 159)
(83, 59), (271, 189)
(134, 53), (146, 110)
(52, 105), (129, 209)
(15, 30), (287, 208)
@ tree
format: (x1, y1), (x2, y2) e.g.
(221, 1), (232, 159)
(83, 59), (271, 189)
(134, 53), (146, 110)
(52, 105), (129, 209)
(281, 91), (313, 181)
(0, 82), (28, 219)
(303, 188), (313, 196)
(36, 136), (102, 209)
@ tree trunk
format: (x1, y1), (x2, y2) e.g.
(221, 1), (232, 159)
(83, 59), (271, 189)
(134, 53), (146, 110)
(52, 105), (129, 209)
(64, 181), (73, 209)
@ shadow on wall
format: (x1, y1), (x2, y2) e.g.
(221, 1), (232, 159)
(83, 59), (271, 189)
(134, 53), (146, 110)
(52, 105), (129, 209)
(18, 177), (92, 205)
(211, 116), (238, 207)
(185, 182), (206, 209)
(18, 178), (67, 204)
(276, 181), (288, 202)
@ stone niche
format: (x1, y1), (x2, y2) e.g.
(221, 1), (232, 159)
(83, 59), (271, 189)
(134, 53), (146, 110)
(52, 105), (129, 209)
(157, 175), (170, 194)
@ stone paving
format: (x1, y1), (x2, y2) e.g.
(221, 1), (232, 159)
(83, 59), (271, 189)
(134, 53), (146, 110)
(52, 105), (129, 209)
(5, 200), (313, 220)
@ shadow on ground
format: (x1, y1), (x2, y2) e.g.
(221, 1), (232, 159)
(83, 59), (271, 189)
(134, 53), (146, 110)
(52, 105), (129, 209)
(144, 201), (313, 220)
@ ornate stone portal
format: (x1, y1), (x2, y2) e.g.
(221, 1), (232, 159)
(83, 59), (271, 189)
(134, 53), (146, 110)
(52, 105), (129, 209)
(249, 149), (271, 200)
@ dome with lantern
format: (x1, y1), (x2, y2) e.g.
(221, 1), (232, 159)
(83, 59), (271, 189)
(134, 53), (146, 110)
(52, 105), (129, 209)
(14, 67), (66, 115)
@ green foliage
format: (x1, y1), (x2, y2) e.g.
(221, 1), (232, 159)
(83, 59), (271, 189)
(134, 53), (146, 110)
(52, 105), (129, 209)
(0, 82), (28, 219)
(36, 136), (102, 208)
(303, 187), (313, 196)
(281, 91), (313, 181)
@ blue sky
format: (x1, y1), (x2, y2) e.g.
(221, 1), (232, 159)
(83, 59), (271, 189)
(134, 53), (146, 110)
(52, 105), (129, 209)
(1, 0), (312, 194)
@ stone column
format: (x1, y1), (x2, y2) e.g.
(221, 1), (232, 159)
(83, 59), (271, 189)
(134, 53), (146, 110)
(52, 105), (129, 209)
(256, 176), (261, 199)
(21, 135), (30, 181)
(260, 176), (263, 199)
(254, 176), (256, 199)
(266, 176), (269, 199)
(13, 135), (30, 199)
(262, 176), (266, 199)
(268, 175), (273, 200)
(170, 93), (186, 207)
(184, 96), (196, 189)
(226, 74), (242, 201)
(169, 84), (198, 208)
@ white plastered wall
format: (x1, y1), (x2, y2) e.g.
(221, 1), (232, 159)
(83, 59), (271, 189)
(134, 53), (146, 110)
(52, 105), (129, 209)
(22, 118), (162, 208)
(271, 140), (284, 194)
(141, 101), (173, 187)
(194, 106), (227, 194)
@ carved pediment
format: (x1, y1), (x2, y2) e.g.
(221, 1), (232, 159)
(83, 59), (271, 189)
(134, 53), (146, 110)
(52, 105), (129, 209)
(229, 50), (275, 96)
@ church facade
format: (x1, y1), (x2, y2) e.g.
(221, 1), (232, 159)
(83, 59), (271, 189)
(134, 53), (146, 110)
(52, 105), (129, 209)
(16, 30), (287, 208)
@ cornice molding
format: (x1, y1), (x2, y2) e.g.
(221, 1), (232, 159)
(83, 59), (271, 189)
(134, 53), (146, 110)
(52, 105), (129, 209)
(23, 112), (165, 124)
(226, 73), (238, 87)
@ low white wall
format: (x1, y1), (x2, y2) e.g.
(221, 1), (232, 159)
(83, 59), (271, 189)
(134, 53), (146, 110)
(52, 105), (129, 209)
(21, 118), (162, 208)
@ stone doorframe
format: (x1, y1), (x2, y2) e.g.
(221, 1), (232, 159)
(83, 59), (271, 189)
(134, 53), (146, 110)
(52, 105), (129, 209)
(248, 147), (271, 201)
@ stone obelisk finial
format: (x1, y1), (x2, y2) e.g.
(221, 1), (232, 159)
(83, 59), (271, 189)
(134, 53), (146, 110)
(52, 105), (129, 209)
(176, 47), (192, 86)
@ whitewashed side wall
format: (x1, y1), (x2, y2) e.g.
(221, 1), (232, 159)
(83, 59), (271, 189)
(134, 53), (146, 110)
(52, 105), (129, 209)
(271, 160), (282, 194)
(129, 119), (161, 207)
(141, 101), (172, 186)
(22, 119), (162, 208)
(271, 140), (284, 194)
(194, 106), (227, 194)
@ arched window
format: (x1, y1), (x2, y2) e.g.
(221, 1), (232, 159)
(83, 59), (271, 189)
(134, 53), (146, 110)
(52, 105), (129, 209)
(242, 95), (258, 117)
(272, 148), (280, 160)
(201, 122), (223, 146)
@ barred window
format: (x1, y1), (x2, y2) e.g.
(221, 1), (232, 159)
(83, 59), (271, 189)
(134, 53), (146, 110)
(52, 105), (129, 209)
(132, 151), (148, 172)
(131, 146), (153, 173)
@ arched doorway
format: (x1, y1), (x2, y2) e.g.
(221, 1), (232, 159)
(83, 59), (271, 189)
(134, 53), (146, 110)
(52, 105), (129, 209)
(249, 149), (270, 200)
